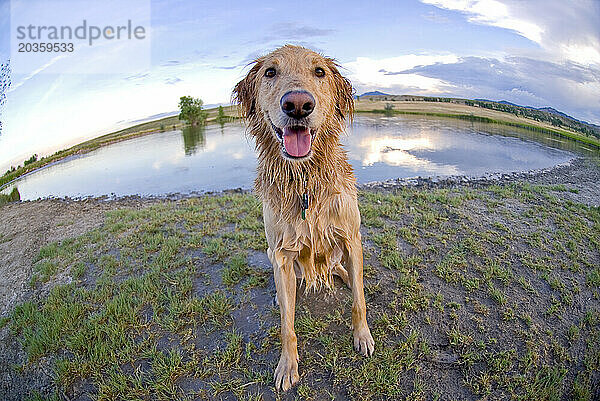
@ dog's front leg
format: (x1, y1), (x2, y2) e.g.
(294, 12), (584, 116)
(346, 235), (375, 356)
(269, 248), (299, 391)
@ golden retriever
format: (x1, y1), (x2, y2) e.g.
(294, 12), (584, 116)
(233, 45), (374, 391)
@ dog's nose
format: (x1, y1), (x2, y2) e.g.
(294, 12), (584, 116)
(280, 91), (315, 119)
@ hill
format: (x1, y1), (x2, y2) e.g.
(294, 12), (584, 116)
(357, 90), (391, 97)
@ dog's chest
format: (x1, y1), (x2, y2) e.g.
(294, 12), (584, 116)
(264, 188), (359, 289)
(277, 204), (349, 289)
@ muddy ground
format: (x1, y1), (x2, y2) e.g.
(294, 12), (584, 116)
(0, 157), (599, 401)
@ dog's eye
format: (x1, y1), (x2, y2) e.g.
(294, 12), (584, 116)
(315, 67), (325, 77)
(264, 68), (276, 78)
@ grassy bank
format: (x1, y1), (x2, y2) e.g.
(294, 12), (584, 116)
(2, 182), (599, 400)
(0, 106), (239, 189)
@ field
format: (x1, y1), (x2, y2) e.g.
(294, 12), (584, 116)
(1, 158), (599, 401)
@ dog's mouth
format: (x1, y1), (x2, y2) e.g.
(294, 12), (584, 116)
(271, 122), (316, 159)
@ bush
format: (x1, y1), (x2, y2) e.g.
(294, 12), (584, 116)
(23, 154), (38, 166)
(0, 187), (20, 205)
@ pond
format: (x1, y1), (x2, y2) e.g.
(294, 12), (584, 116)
(2, 114), (590, 201)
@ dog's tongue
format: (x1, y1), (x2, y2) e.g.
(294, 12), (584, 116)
(283, 126), (311, 157)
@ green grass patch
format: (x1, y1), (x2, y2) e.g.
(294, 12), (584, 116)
(5, 184), (600, 400)
(222, 254), (249, 286)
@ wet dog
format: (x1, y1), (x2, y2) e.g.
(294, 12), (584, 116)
(233, 45), (374, 391)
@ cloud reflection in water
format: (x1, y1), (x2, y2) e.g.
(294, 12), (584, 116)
(355, 135), (462, 176)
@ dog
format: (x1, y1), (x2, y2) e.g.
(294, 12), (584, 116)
(233, 45), (374, 391)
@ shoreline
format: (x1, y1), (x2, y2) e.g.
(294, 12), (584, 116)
(6, 156), (598, 207)
(2, 101), (598, 190)
(361, 158), (576, 190)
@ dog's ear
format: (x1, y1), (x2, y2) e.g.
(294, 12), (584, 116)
(233, 59), (263, 118)
(325, 58), (355, 120)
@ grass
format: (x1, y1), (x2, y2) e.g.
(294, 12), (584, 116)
(4, 183), (600, 400)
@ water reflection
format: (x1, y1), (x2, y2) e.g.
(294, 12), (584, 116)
(345, 116), (584, 182)
(1, 115), (586, 200)
(182, 126), (206, 155)
(356, 135), (461, 175)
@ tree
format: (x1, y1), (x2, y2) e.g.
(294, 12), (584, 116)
(23, 154), (38, 166)
(216, 105), (227, 125)
(384, 103), (394, 116)
(178, 96), (207, 127)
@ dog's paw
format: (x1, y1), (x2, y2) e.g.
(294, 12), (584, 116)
(353, 326), (375, 357)
(274, 353), (299, 391)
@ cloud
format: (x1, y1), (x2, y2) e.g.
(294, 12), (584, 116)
(394, 56), (599, 88)
(9, 54), (66, 92)
(421, 0), (600, 66)
(164, 77), (182, 85)
(237, 49), (268, 66)
(238, 22), (333, 54)
(395, 55), (600, 123)
(343, 54), (459, 95)
(161, 60), (181, 66)
(421, 10), (450, 24)
(263, 23), (335, 42)
(124, 72), (150, 81)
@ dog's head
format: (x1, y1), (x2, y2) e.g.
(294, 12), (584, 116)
(233, 45), (354, 161)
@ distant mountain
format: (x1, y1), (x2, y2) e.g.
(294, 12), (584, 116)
(495, 100), (520, 107)
(538, 106), (581, 121)
(476, 99), (597, 127)
(358, 91), (391, 97)
(129, 111), (179, 124)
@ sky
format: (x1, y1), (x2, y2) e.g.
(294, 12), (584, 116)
(0, 0), (599, 170)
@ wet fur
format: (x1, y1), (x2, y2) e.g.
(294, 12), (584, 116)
(233, 45), (374, 391)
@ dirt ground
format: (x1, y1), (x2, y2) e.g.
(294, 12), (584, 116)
(0, 157), (599, 401)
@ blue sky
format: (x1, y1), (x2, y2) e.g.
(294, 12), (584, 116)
(0, 0), (599, 170)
